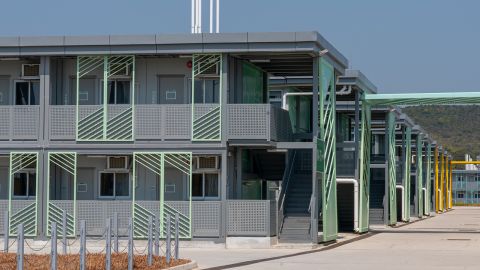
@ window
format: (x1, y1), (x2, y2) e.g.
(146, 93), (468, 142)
(99, 172), (130, 198)
(13, 172), (36, 198)
(192, 173), (219, 199)
(457, 176), (464, 182)
(15, 81), (39, 105)
(193, 79), (219, 103)
(474, 193), (480, 199)
(475, 175), (480, 182)
(103, 80), (131, 104)
(457, 192), (465, 199)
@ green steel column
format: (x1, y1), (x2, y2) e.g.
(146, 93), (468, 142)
(386, 111), (397, 225)
(425, 144), (432, 215)
(403, 127), (412, 221)
(416, 134), (424, 217)
(358, 97), (371, 233)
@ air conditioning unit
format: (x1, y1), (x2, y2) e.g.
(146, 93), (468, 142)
(193, 156), (219, 170)
(22, 64), (40, 78)
(109, 62), (131, 77)
(107, 156), (128, 169)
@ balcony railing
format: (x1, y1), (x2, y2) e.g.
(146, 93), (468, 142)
(49, 104), (293, 142)
(0, 106), (40, 141)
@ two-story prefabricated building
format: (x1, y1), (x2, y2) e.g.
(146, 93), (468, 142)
(0, 32), (372, 244)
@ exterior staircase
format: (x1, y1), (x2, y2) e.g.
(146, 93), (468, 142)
(278, 150), (313, 243)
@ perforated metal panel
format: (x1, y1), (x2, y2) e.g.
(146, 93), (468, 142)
(226, 200), (270, 236)
(135, 105), (163, 139)
(50, 106), (76, 140)
(0, 200), (7, 233)
(77, 200), (132, 236)
(0, 107), (10, 139)
(227, 104), (269, 139)
(13, 106), (39, 139)
(163, 105), (191, 139)
(192, 201), (221, 237)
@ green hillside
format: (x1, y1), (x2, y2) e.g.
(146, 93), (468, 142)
(402, 105), (480, 160)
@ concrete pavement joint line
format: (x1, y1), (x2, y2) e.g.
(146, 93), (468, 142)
(201, 233), (378, 270)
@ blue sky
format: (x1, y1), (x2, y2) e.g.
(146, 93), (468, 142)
(2, 0), (479, 93)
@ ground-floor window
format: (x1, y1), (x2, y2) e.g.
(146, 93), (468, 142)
(474, 192), (480, 199)
(13, 171), (36, 199)
(192, 173), (219, 199)
(99, 172), (130, 199)
(457, 192), (465, 199)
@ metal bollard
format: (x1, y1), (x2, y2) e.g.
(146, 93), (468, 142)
(106, 218), (111, 270)
(80, 220), (86, 270)
(148, 216), (153, 266)
(62, 210), (67, 254)
(166, 214), (171, 265)
(175, 213), (179, 260)
(51, 222), (57, 270)
(3, 211), (8, 253)
(154, 214), (159, 256)
(128, 219), (133, 270)
(16, 224), (24, 270)
(114, 212), (119, 253)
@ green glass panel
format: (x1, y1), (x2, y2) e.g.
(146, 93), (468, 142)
(387, 111), (397, 225)
(358, 101), (371, 233)
(242, 62), (264, 104)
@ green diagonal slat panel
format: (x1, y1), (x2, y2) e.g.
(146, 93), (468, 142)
(425, 144), (432, 215)
(47, 152), (77, 237)
(107, 107), (133, 140)
(9, 152), (38, 236)
(387, 111), (397, 225)
(403, 127), (412, 221)
(319, 58), (337, 242)
(77, 107), (104, 140)
(358, 100), (371, 233)
(417, 134), (424, 217)
(191, 54), (222, 142)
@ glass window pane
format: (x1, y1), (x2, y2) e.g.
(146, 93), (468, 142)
(28, 173), (36, 197)
(115, 173), (129, 197)
(193, 80), (204, 103)
(107, 81), (115, 104)
(192, 174), (203, 197)
(100, 173), (114, 197)
(116, 81), (131, 104)
(15, 82), (29, 105)
(13, 173), (27, 196)
(204, 173), (219, 197)
(204, 79), (219, 103)
(30, 81), (40, 105)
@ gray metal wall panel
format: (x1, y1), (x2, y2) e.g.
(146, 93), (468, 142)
(19, 36), (64, 47)
(109, 35), (156, 45)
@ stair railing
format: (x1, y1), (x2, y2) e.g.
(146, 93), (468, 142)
(278, 150), (297, 232)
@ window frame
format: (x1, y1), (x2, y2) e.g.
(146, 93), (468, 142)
(12, 169), (36, 199)
(98, 170), (131, 199)
(192, 172), (220, 200)
(100, 79), (132, 105)
(14, 80), (40, 105)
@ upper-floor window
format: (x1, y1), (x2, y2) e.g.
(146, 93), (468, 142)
(457, 176), (464, 182)
(475, 175), (480, 182)
(457, 192), (465, 199)
(193, 79), (219, 104)
(13, 171), (36, 199)
(99, 171), (130, 199)
(15, 81), (39, 105)
(106, 80), (131, 105)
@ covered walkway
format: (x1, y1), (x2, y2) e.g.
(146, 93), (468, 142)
(183, 207), (480, 269)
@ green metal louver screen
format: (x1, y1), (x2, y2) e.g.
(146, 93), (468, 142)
(403, 127), (412, 221)
(358, 98), (371, 233)
(318, 58), (337, 242)
(387, 111), (397, 225)
(191, 54), (222, 141)
(76, 55), (135, 141)
(8, 152), (39, 236)
(47, 152), (77, 237)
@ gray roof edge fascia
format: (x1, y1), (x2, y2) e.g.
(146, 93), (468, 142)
(337, 69), (378, 94)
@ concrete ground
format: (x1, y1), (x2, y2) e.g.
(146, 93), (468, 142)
(183, 207), (480, 270)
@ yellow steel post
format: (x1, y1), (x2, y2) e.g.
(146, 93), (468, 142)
(445, 155), (449, 210)
(440, 151), (444, 211)
(449, 161), (453, 209)
(434, 147), (439, 212)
